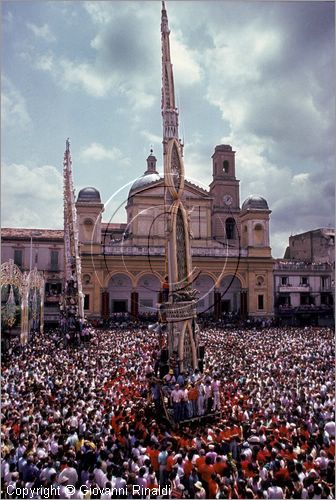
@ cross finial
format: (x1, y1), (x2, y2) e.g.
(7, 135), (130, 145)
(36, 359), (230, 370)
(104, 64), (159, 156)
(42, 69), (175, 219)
(66, 138), (70, 152)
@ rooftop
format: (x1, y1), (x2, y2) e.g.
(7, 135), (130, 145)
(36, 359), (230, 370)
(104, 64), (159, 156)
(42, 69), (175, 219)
(1, 228), (64, 240)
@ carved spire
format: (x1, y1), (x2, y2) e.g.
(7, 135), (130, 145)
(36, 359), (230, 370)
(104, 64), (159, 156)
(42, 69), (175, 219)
(161, 0), (179, 143)
(63, 138), (84, 320)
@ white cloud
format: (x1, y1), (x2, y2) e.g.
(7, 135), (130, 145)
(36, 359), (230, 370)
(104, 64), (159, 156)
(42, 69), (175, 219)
(60, 59), (114, 97)
(34, 53), (115, 97)
(123, 88), (156, 112)
(2, 163), (63, 228)
(35, 54), (54, 72)
(1, 77), (32, 129)
(80, 143), (130, 164)
(84, 2), (113, 25)
(26, 22), (56, 42)
(140, 130), (162, 146)
(170, 34), (202, 86)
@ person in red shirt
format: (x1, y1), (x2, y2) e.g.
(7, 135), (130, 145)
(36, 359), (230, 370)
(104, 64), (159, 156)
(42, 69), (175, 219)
(213, 456), (227, 476)
(208, 474), (219, 499)
(148, 443), (160, 474)
(198, 456), (214, 496)
(196, 450), (206, 471)
(166, 449), (175, 474)
(183, 453), (193, 479)
(256, 445), (271, 465)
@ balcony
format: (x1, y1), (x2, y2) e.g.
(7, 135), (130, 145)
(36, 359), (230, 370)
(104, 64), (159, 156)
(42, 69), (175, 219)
(45, 295), (61, 303)
(102, 244), (247, 258)
(275, 261), (333, 271)
(279, 285), (311, 293)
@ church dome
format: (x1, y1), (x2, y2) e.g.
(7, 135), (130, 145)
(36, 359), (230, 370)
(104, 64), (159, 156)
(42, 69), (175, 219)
(242, 195), (269, 210)
(130, 172), (163, 192)
(77, 187), (101, 203)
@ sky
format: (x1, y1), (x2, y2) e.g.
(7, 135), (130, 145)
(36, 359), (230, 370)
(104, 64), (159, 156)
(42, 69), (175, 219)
(1, 0), (335, 258)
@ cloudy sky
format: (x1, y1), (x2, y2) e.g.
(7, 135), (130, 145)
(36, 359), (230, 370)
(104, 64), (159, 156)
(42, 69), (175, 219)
(2, 0), (335, 257)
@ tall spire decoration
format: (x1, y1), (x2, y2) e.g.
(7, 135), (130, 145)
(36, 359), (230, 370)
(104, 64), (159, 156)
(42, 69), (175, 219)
(160, 1), (199, 372)
(161, 0), (180, 145)
(63, 138), (84, 323)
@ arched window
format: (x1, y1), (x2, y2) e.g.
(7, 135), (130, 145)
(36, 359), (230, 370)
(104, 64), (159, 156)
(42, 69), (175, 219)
(225, 218), (235, 240)
(83, 218), (94, 241)
(83, 274), (91, 285)
(254, 223), (264, 246)
(256, 276), (264, 287)
(223, 160), (229, 174)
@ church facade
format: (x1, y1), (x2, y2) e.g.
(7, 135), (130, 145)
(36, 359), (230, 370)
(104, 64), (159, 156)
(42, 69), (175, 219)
(76, 143), (274, 321)
(2, 1), (275, 324)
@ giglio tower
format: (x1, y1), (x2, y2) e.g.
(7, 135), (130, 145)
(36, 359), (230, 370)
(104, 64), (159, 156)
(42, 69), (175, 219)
(63, 139), (84, 323)
(161, 1), (199, 372)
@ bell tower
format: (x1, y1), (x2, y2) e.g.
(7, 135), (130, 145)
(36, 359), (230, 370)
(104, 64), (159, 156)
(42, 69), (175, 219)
(209, 145), (240, 244)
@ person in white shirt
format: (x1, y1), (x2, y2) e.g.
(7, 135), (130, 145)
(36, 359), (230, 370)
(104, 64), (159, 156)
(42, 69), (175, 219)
(171, 384), (182, 422)
(93, 462), (108, 489)
(212, 376), (221, 411)
(197, 382), (205, 416)
(267, 480), (284, 499)
(324, 419), (335, 438)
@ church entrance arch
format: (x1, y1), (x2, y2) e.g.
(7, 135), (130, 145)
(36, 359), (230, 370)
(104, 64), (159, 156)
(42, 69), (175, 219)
(194, 274), (215, 315)
(108, 274), (132, 314)
(137, 274), (161, 316)
(218, 275), (242, 317)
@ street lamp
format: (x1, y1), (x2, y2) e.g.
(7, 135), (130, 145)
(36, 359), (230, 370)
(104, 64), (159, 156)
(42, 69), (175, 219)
(29, 231), (42, 272)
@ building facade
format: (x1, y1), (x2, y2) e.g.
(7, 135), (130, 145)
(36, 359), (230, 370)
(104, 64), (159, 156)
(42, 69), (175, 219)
(1, 145), (275, 324)
(1, 229), (64, 324)
(74, 145), (274, 322)
(274, 261), (334, 326)
(284, 228), (335, 264)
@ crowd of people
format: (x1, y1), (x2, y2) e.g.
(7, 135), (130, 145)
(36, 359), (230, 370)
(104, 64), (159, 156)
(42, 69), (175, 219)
(1, 325), (334, 499)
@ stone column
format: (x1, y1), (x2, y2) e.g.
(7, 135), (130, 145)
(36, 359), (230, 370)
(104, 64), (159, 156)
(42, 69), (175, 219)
(101, 290), (109, 319)
(240, 289), (248, 318)
(131, 291), (139, 320)
(214, 289), (221, 320)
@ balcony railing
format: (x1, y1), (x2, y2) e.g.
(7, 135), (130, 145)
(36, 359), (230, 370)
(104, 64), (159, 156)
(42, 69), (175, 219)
(275, 261), (333, 271)
(103, 245), (247, 257)
(279, 285), (311, 293)
(50, 265), (60, 272)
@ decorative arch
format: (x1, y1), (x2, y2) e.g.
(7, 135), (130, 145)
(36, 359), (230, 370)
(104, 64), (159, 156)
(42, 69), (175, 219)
(104, 270), (136, 289)
(216, 271), (246, 289)
(194, 273), (216, 313)
(216, 274), (243, 315)
(195, 270), (217, 284)
(107, 272), (133, 314)
(83, 218), (94, 241)
(135, 270), (163, 287)
(136, 273), (162, 314)
(256, 275), (265, 287)
(178, 321), (197, 371)
(83, 273), (91, 285)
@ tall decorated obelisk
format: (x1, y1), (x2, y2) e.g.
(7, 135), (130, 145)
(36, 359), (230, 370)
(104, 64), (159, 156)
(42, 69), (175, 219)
(161, 1), (199, 372)
(63, 139), (84, 322)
